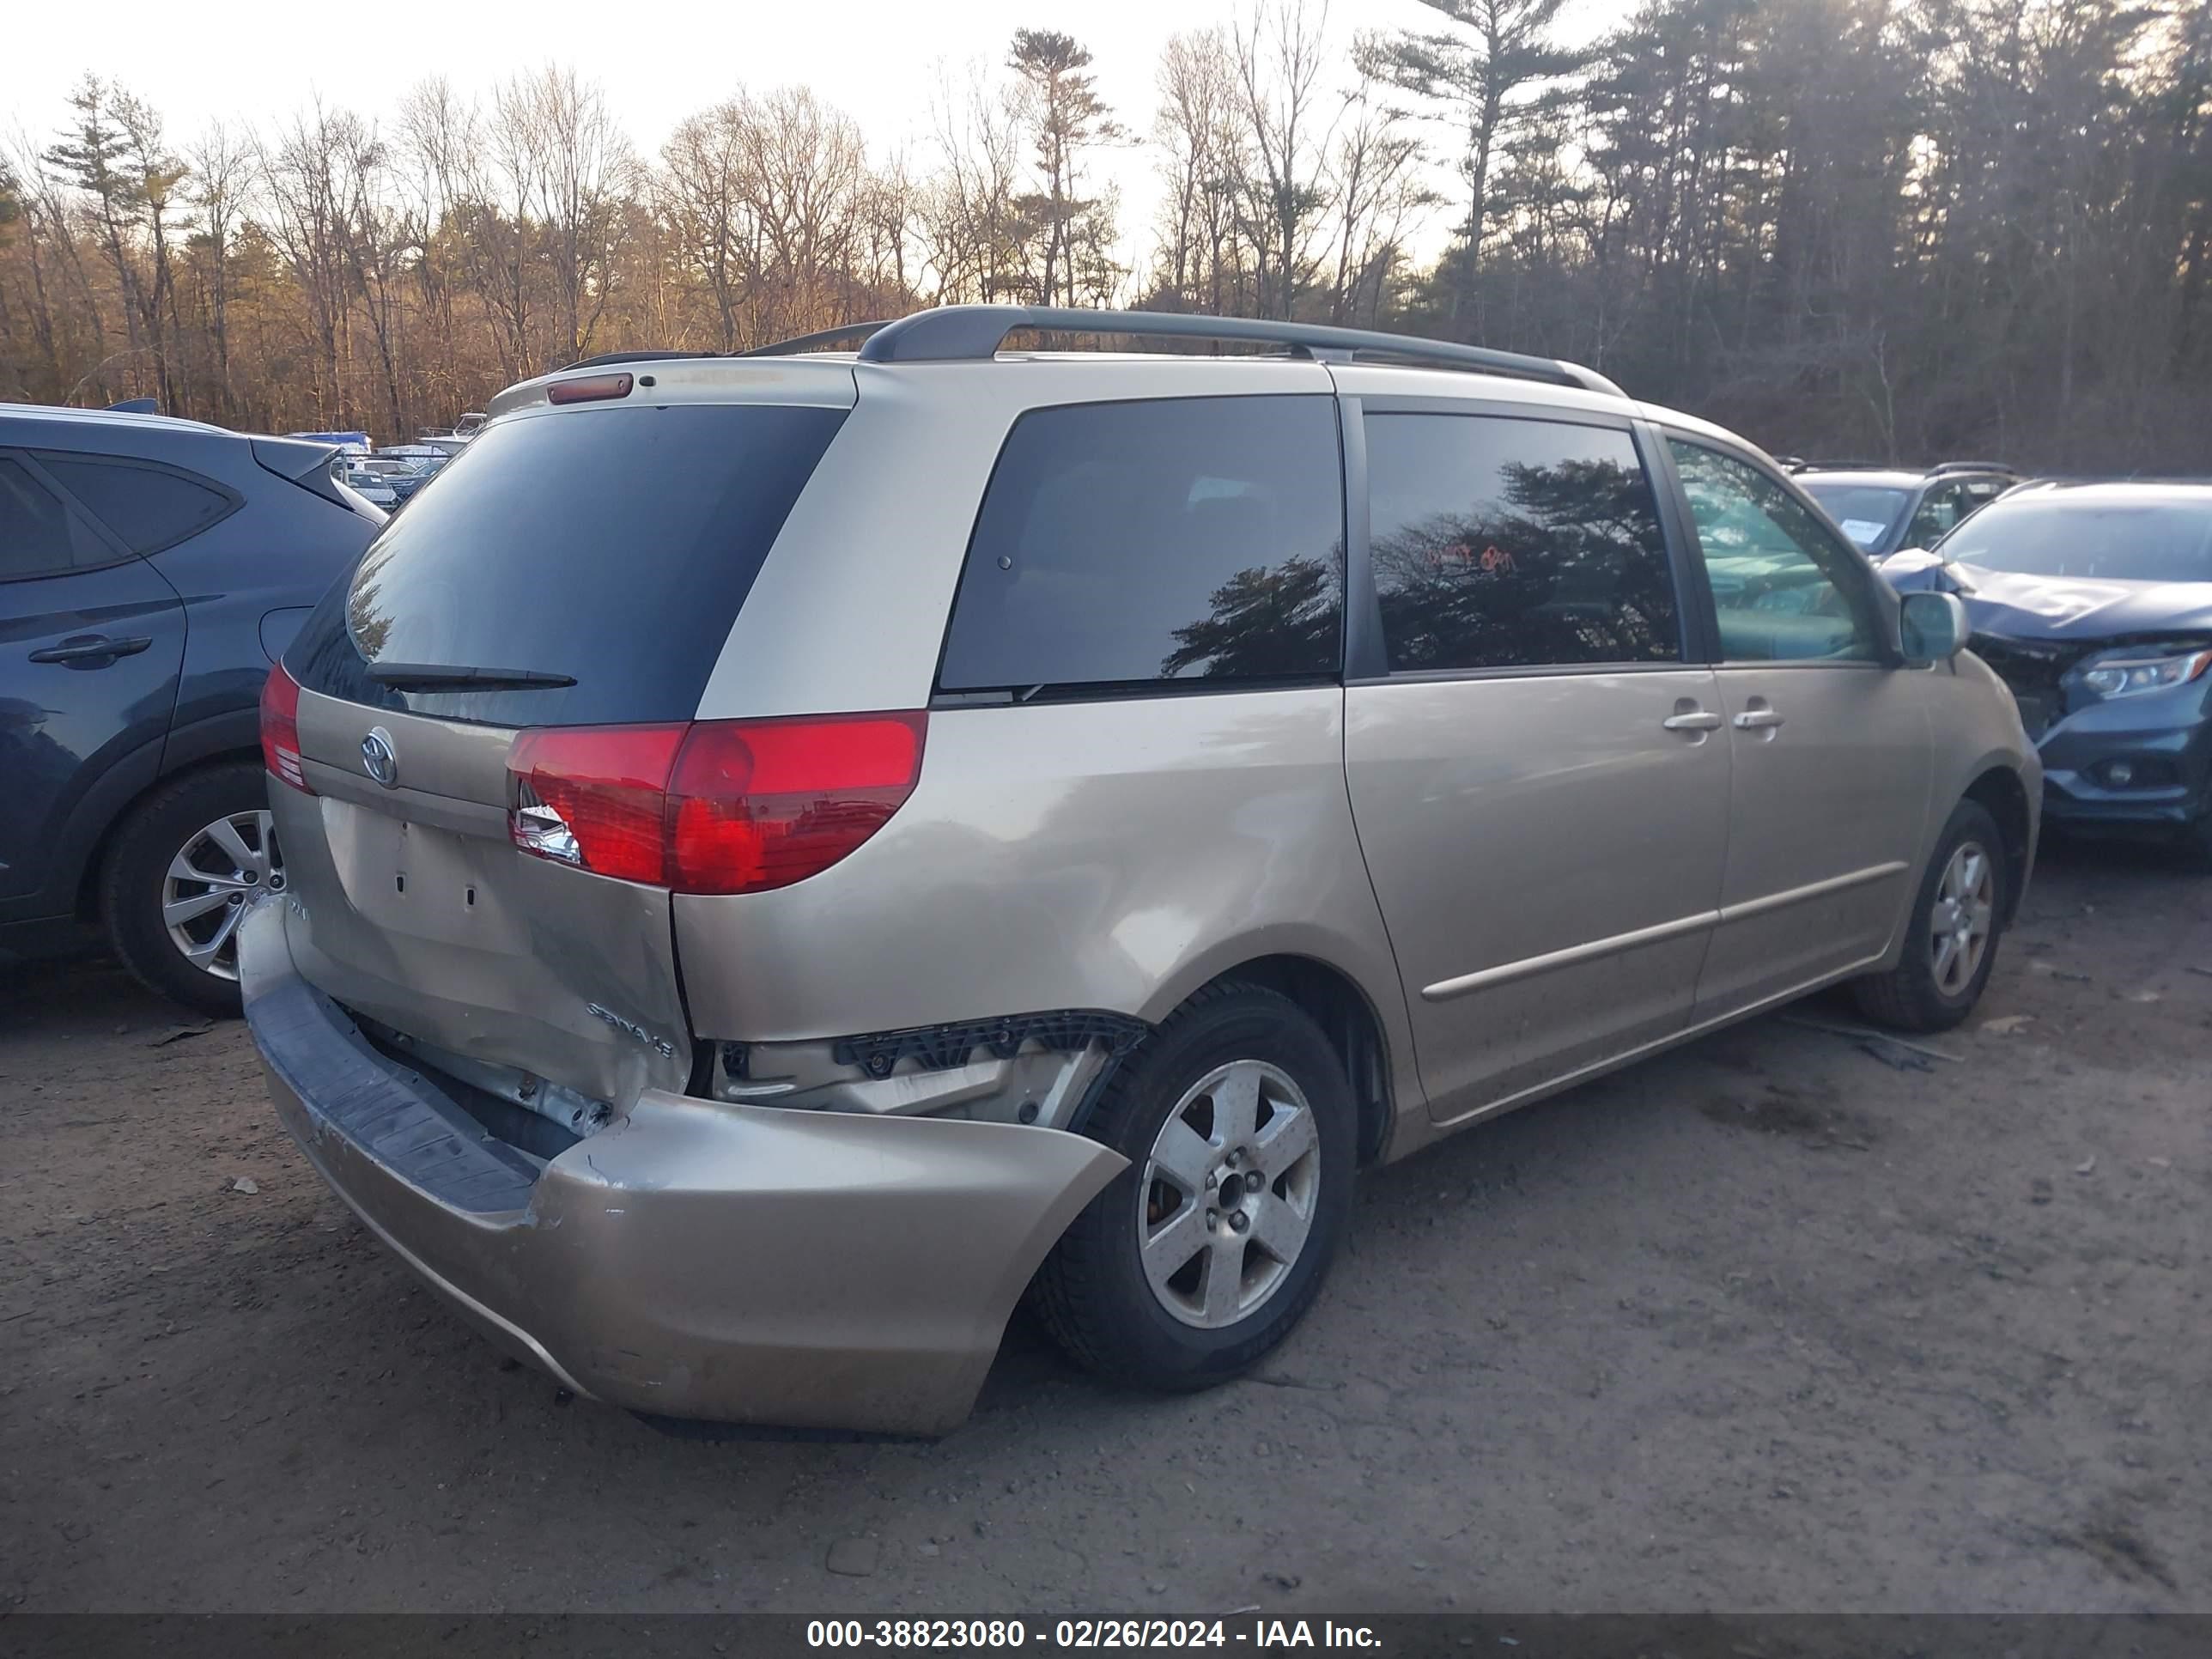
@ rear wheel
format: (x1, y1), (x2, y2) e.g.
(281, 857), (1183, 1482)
(1852, 799), (2007, 1032)
(1031, 983), (1355, 1390)
(101, 761), (283, 1018)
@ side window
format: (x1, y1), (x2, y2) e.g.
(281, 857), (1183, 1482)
(1364, 412), (1680, 672)
(39, 454), (236, 555)
(1905, 481), (1972, 550)
(0, 456), (117, 581)
(1955, 477), (2009, 529)
(1667, 439), (1880, 663)
(938, 396), (1344, 692)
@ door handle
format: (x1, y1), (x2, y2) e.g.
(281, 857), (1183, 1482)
(1734, 708), (1786, 730)
(1661, 710), (1723, 732)
(28, 635), (153, 665)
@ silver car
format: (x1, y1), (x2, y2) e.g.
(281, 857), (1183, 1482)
(240, 307), (2039, 1434)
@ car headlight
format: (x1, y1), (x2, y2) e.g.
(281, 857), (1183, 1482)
(2075, 648), (2212, 699)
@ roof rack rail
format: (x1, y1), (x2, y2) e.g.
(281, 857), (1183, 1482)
(741, 321), (895, 356)
(567, 324), (895, 369)
(842, 306), (1624, 397)
(1928, 459), (2020, 476)
(570, 349), (724, 368)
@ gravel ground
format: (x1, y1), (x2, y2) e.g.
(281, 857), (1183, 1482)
(2, 839), (2206, 1615)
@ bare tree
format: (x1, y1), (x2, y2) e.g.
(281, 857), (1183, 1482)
(260, 103), (355, 423)
(739, 87), (866, 340)
(1325, 39), (1436, 325)
(660, 102), (756, 350)
(398, 77), (484, 403)
(1152, 32), (1259, 313)
(518, 67), (634, 366)
(922, 64), (1027, 304)
(329, 116), (410, 437)
(184, 122), (252, 418)
(476, 76), (550, 378)
(1231, 0), (1337, 319)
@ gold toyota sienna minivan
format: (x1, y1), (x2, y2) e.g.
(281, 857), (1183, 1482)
(240, 307), (2039, 1435)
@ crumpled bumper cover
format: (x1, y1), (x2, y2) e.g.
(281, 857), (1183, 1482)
(237, 901), (1125, 1436)
(2034, 697), (2211, 831)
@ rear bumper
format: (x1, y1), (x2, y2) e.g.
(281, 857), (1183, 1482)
(238, 902), (1124, 1435)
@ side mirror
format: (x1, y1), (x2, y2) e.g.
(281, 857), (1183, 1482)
(1899, 590), (1971, 664)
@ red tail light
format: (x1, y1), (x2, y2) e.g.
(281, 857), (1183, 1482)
(506, 713), (927, 895)
(668, 714), (928, 894)
(508, 723), (687, 884)
(260, 663), (313, 793)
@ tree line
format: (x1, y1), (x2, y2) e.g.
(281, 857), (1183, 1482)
(3, 0), (2207, 471)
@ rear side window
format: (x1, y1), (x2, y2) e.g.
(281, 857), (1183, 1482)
(0, 456), (118, 580)
(288, 403), (847, 727)
(938, 396), (1344, 693)
(1364, 413), (1680, 672)
(40, 454), (237, 554)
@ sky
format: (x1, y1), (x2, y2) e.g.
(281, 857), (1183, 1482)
(9, 0), (1483, 270)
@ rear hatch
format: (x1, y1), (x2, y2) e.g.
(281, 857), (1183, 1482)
(270, 378), (854, 1109)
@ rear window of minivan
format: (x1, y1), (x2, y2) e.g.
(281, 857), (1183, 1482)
(287, 402), (847, 728)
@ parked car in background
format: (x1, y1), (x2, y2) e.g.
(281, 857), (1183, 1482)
(1, 404), (382, 1013)
(1785, 460), (2021, 557)
(240, 307), (2038, 1436)
(287, 429), (371, 459)
(377, 443), (453, 477)
(337, 464), (399, 510)
(349, 457), (433, 506)
(1881, 480), (2212, 857)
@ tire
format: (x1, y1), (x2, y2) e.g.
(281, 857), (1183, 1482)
(1031, 982), (1357, 1390)
(100, 760), (283, 1019)
(1852, 799), (2008, 1033)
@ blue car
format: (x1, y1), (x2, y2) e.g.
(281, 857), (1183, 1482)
(1878, 480), (2212, 858)
(1, 404), (382, 1012)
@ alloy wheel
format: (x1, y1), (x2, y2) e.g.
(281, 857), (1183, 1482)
(1929, 838), (1994, 997)
(162, 810), (283, 983)
(1136, 1059), (1322, 1329)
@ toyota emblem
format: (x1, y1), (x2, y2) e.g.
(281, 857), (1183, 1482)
(361, 726), (399, 788)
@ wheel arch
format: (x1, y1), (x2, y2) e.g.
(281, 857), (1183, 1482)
(1130, 952), (1401, 1168)
(76, 744), (265, 921)
(1961, 763), (2033, 926)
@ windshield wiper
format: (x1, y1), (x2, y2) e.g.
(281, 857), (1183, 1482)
(367, 661), (577, 690)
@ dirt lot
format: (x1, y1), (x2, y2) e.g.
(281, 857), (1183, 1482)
(2, 840), (2205, 1616)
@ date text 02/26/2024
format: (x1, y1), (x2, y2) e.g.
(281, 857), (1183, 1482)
(806, 1620), (1384, 1650)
